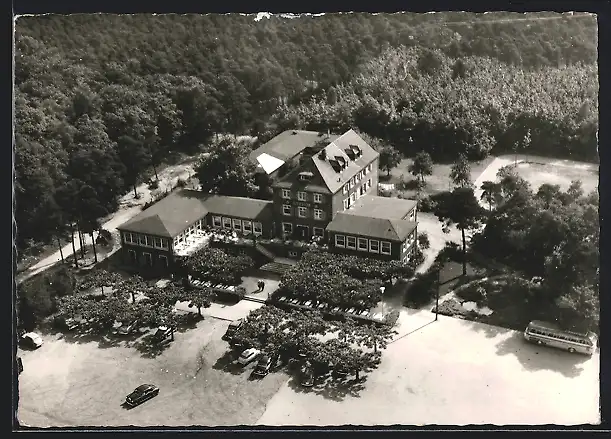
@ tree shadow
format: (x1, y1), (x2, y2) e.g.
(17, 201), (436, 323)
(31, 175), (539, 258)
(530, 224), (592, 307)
(212, 350), (248, 375)
(132, 333), (173, 359)
(287, 373), (367, 402)
(492, 332), (593, 379)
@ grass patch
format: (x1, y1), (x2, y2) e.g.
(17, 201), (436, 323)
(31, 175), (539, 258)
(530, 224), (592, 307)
(514, 161), (598, 195)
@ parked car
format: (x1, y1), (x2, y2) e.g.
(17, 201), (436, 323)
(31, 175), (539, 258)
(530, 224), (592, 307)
(153, 325), (172, 342)
(237, 347), (261, 366)
(251, 353), (277, 378)
(300, 362), (315, 387)
(20, 332), (43, 349)
(125, 384), (159, 407)
(222, 319), (243, 341)
(54, 315), (80, 331)
(117, 320), (139, 336)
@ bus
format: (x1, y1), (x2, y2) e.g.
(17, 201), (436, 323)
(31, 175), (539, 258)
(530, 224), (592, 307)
(524, 320), (597, 355)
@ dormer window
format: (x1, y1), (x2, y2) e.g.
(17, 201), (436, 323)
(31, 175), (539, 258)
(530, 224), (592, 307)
(350, 144), (362, 157)
(344, 148), (356, 160)
(329, 159), (342, 173)
(335, 156), (347, 168)
(299, 171), (313, 182)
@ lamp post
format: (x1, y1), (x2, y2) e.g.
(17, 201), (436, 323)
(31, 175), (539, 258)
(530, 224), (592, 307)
(435, 261), (441, 321)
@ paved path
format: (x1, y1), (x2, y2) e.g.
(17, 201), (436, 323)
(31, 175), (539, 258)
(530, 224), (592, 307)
(256, 309), (600, 426)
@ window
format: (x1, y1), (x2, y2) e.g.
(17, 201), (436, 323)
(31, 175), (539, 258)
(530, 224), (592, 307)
(124, 232), (133, 244)
(369, 240), (380, 253)
(367, 178), (372, 191)
(313, 193), (323, 203)
(196, 219), (202, 230)
(381, 241), (391, 255)
(154, 237), (162, 248)
(343, 198), (350, 210)
(223, 217), (232, 229)
(358, 238), (368, 251)
(409, 209), (416, 220)
(335, 234), (346, 248)
(283, 204), (292, 216)
(282, 222), (293, 237)
(139, 234), (147, 246)
(355, 171), (361, 182)
(253, 222), (263, 235)
(288, 251), (298, 258)
(282, 189), (291, 199)
(160, 238), (169, 249)
(232, 219), (242, 230)
(313, 227), (324, 237)
(314, 209), (324, 220)
(298, 206), (307, 218)
(159, 255), (168, 268)
(143, 252), (153, 267)
(213, 216), (222, 227)
(350, 192), (356, 203)
(343, 184), (349, 194)
(401, 242), (406, 254)
(243, 220), (252, 233)
(368, 164), (373, 173)
(297, 191), (307, 201)
(364, 166), (369, 175)
(128, 249), (137, 264)
(350, 177), (356, 188)
(347, 236), (357, 249)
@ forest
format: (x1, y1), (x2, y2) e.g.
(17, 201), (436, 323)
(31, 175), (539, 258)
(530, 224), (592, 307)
(14, 12), (599, 254)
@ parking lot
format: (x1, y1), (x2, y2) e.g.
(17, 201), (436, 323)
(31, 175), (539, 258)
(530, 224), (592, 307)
(17, 316), (288, 427)
(18, 308), (600, 427)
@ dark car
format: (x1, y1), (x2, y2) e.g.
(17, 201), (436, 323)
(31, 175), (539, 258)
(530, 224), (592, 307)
(300, 362), (315, 387)
(125, 384), (159, 407)
(54, 316), (80, 331)
(116, 320), (139, 336)
(153, 325), (173, 342)
(251, 354), (276, 378)
(222, 319), (243, 341)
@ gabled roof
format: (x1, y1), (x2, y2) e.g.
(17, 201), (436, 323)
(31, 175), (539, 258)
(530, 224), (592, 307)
(311, 129), (379, 194)
(118, 189), (210, 238)
(250, 130), (340, 174)
(117, 189), (273, 238)
(202, 195), (273, 222)
(349, 195), (417, 220)
(326, 212), (417, 242)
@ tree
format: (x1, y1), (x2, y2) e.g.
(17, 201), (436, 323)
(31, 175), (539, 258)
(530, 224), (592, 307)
(181, 286), (213, 317)
(194, 138), (258, 197)
(408, 152), (433, 185)
(379, 146), (402, 177)
(554, 284), (599, 333)
(77, 269), (123, 296)
(433, 188), (486, 275)
(450, 153), (472, 188)
(480, 181), (503, 211)
(116, 135), (151, 198)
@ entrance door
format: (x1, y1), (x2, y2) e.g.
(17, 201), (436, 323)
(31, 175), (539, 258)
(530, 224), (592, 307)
(296, 225), (309, 240)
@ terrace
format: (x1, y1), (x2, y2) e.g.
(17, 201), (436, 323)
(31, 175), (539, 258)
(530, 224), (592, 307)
(173, 229), (212, 257)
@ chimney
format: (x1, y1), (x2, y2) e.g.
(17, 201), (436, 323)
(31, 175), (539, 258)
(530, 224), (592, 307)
(319, 149), (327, 160)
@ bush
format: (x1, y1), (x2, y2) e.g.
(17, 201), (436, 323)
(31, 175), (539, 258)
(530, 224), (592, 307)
(408, 247), (426, 270)
(404, 271), (437, 308)
(417, 232), (430, 250)
(383, 309), (400, 327)
(148, 179), (159, 190)
(433, 297), (473, 318)
(418, 196), (437, 212)
(455, 282), (488, 305)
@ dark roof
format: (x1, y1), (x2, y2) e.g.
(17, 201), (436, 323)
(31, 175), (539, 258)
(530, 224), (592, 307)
(349, 196), (417, 220)
(202, 195), (273, 222)
(117, 189), (210, 238)
(311, 129), (379, 193)
(326, 212), (417, 241)
(250, 130), (340, 171)
(118, 189), (273, 238)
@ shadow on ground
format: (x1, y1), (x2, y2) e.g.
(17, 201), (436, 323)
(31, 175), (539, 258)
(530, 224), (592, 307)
(493, 332), (592, 379)
(212, 350), (249, 376)
(286, 373), (367, 402)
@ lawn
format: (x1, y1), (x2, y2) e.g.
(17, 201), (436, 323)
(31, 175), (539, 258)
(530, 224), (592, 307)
(378, 156), (496, 198)
(513, 158), (598, 195)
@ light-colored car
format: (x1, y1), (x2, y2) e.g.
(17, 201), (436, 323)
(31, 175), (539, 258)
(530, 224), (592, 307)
(20, 332), (43, 349)
(237, 347), (261, 365)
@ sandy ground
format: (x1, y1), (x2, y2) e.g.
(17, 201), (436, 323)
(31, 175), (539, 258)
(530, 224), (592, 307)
(256, 310), (600, 426)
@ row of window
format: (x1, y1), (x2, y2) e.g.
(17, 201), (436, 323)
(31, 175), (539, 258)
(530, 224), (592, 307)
(401, 232), (416, 253)
(281, 189), (324, 203)
(528, 328), (593, 346)
(281, 223), (324, 237)
(343, 178), (373, 210)
(342, 164), (373, 194)
(282, 205), (325, 220)
(123, 232), (170, 249)
(334, 234), (392, 255)
(127, 249), (168, 268)
(211, 216), (263, 235)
